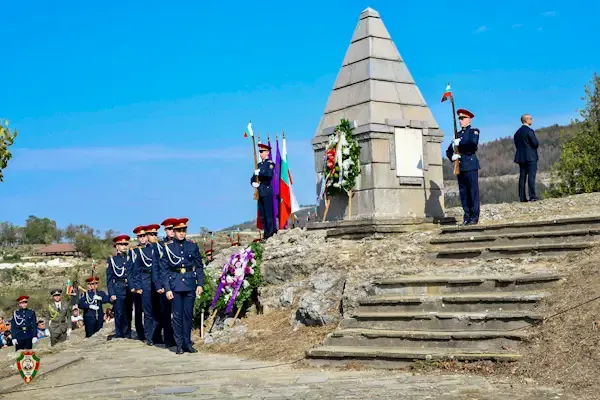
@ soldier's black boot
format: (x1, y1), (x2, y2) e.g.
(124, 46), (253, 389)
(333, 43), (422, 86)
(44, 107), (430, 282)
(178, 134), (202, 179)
(176, 347), (184, 355)
(184, 347), (198, 354)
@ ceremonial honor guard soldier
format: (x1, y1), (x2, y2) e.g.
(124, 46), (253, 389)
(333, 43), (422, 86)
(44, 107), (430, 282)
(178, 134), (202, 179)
(128, 226), (146, 341)
(146, 223), (169, 345)
(150, 218), (177, 347)
(446, 108), (481, 225)
(107, 234), (133, 339)
(159, 218), (204, 354)
(78, 277), (110, 338)
(10, 295), (37, 351)
(46, 289), (71, 346)
(250, 143), (276, 240)
(132, 225), (157, 346)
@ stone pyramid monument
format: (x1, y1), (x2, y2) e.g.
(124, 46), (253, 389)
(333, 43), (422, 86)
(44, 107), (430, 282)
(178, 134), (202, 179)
(311, 7), (446, 225)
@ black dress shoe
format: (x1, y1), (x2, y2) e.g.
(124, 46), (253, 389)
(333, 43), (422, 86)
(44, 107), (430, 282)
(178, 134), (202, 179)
(176, 348), (184, 355)
(146, 340), (154, 346)
(184, 347), (198, 353)
(530, 198), (540, 202)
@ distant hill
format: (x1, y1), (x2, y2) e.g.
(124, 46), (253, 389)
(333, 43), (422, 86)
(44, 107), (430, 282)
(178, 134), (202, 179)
(442, 123), (577, 180)
(219, 205), (317, 232)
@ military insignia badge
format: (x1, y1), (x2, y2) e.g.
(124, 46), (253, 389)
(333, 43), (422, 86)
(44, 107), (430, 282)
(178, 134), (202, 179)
(474, 129), (480, 135)
(16, 351), (40, 384)
(269, 164), (274, 169)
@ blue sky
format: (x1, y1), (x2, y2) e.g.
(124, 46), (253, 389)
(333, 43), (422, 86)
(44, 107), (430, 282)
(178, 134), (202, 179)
(0, 0), (597, 234)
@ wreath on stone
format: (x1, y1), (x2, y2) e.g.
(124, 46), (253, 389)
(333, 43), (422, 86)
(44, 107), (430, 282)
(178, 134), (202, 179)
(323, 119), (361, 197)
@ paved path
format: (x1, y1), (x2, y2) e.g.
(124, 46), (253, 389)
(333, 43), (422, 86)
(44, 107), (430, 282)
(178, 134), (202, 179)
(0, 338), (570, 399)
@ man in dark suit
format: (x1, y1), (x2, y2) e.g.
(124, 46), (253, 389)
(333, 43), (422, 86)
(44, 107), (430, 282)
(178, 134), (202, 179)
(513, 114), (540, 202)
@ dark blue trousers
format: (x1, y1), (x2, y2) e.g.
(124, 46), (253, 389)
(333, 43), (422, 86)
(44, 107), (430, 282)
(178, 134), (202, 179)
(258, 195), (275, 239)
(154, 293), (174, 344)
(84, 315), (102, 338)
(141, 275), (156, 342)
(172, 290), (194, 349)
(457, 170), (480, 224)
(518, 162), (538, 201)
(132, 292), (145, 340)
(113, 292), (131, 338)
(15, 338), (33, 351)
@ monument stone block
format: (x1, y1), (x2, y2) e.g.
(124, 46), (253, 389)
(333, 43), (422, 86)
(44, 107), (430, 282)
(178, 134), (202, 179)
(311, 7), (448, 227)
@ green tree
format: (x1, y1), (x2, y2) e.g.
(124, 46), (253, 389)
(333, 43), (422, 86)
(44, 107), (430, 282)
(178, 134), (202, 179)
(548, 73), (600, 196)
(23, 215), (60, 244)
(0, 221), (19, 246)
(0, 119), (18, 182)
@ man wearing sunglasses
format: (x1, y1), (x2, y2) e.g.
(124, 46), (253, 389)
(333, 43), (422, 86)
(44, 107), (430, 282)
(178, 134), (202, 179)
(445, 108), (481, 225)
(160, 218), (204, 354)
(10, 295), (37, 351)
(251, 143), (276, 240)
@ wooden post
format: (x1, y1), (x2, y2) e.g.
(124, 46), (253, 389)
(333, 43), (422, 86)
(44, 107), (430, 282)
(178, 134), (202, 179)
(205, 308), (218, 333)
(230, 308), (242, 327)
(347, 190), (352, 220)
(250, 122), (260, 200)
(322, 198), (331, 222)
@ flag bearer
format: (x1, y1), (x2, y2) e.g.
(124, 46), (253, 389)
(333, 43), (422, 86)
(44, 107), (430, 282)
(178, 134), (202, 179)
(250, 143), (275, 239)
(78, 277), (109, 338)
(10, 296), (37, 351)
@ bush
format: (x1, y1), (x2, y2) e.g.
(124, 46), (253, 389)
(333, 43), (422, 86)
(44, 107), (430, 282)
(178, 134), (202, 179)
(548, 73), (600, 197)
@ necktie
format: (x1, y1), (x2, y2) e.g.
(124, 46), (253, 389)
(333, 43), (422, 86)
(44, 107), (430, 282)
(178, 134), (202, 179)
(56, 303), (61, 311)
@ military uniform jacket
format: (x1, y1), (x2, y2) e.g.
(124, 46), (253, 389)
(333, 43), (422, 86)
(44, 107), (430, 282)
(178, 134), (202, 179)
(10, 308), (37, 341)
(129, 244), (156, 290)
(46, 301), (70, 334)
(446, 125), (481, 172)
(78, 290), (109, 320)
(151, 241), (166, 290)
(250, 158), (275, 197)
(106, 253), (131, 297)
(159, 238), (204, 292)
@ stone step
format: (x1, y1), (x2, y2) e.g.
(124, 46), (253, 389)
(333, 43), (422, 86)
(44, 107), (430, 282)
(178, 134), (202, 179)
(429, 228), (600, 249)
(306, 345), (521, 368)
(341, 311), (542, 331)
(359, 291), (546, 312)
(324, 328), (528, 351)
(427, 241), (595, 259)
(438, 215), (600, 237)
(373, 272), (562, 295)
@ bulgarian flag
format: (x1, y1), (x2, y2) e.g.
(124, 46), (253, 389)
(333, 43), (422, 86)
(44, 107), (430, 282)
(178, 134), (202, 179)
(244, 121), (254, 138)
(441, 83), (453, 102)
(279, 136), (300, 229)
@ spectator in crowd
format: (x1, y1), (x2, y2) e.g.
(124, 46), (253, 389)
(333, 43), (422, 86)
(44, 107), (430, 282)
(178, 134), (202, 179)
(514, 113), (540, 202)
(0, 315), (7, 333)
(69, 280), (84, 309)
(37, 320), (50, 339)
(2, 330), (12, 348)
(71, 308), (84, 330)
(104, 307), (114, 322)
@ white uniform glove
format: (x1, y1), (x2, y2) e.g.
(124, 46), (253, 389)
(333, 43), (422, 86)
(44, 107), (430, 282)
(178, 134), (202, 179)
(32, 337), (38, 344)
(89, 305), (99, 311)
(67, 329), (71, 338)
(254, 169), (260, 175)
(451, 154), (461, 161)
(251, 182), (260, 188)
(93, 295), (102, 301)
(12, 339), (17, 346)
(453, 138), (461, 147)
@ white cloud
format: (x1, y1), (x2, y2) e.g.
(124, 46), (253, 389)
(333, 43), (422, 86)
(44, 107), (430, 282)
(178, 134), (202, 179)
(474, 25), (488, 34)
(512, 23), (524, 28)
(542, 11), (557, 17)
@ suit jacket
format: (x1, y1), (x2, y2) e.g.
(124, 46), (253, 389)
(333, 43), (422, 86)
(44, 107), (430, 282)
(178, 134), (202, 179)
(513, 125), (539, 163)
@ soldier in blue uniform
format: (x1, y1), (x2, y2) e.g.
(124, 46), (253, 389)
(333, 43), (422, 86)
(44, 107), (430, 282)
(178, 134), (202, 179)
(127, 227), (145, 341)
(149, 218), (177, 347)
(250, 143), (276, 239)
(131, 225), (158, 346)
(106, 234), (133, 339)
(160, 218), (204, 354)
(10, 295), (38, 351)
(78, 277), (110, 338)
(446, 108), (481, 225)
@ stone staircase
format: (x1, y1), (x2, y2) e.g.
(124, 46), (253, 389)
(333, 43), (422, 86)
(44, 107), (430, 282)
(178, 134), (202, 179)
(306, 272), (562, 367)
(428, 215), (600, 259)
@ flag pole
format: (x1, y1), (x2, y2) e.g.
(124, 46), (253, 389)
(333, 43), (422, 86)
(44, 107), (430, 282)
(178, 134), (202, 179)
(250, 121), (259, 200)
(448, 84), (460, 176)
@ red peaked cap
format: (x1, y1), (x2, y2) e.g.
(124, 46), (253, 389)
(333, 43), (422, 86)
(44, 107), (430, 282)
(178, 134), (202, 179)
(258, 143), (271, 151)
(86, 277), (96, 283)
(456, 108), (475, 118)
(173, 218), (189, 229)
(16, 295), (29, 302)
(146, 224), (160, 233)
(161, 218), (177, 228)
(133, 225), (147, 235)
(112, 234), (130, 244)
